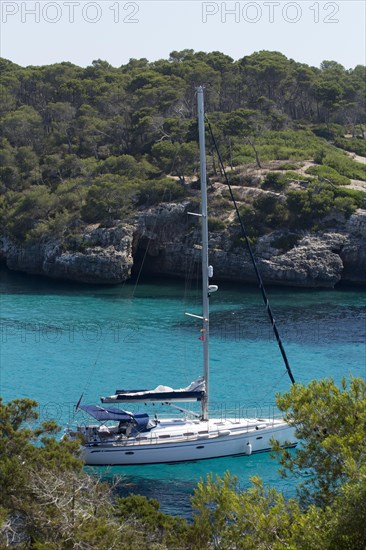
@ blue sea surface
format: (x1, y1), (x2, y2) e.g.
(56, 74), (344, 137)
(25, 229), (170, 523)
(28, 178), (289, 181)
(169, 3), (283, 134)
(1, 266), (365, 517)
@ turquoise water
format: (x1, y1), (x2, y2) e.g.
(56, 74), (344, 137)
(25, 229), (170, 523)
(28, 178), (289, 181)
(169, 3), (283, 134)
(1, 266), (365, 516)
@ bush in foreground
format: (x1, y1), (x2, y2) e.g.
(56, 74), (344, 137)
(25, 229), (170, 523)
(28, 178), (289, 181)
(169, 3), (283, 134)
(1, 377), (366, 548)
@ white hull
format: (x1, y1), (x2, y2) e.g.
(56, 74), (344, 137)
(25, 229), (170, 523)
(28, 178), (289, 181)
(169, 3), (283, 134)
(77, 418), (296, 466)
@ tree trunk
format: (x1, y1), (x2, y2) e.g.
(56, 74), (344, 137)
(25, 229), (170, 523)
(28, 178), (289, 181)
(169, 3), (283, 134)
(248, 138), (262, 169)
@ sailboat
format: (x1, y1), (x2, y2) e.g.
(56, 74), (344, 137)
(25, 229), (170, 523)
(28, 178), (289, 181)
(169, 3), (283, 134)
(65, 87), (296, 465)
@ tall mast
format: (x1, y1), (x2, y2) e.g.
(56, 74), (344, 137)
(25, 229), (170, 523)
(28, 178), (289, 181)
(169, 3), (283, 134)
(197, 86), (210, 421)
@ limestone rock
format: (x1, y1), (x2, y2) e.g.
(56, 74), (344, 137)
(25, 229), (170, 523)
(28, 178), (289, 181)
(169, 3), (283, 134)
(1, 205), (365, 287)
(339, 210), (366, 283)
(1, 225), (134, 284)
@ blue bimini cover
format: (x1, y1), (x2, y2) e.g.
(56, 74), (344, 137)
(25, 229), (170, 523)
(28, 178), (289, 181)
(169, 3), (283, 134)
(80, 404), (133, 422)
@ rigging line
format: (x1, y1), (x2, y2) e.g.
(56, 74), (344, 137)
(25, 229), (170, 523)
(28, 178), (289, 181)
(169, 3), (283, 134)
(205, 117), (296, 386)
(132, 186), (169, 297)
(259, 369), (289, 404)
(183, 212), (194, 301)
(183, 224), (201, 305)
(71, 334), (108, 421)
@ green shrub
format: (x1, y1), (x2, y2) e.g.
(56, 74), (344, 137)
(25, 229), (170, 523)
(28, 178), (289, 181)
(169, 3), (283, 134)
(82, 176), (138, 224)
(276, 162), (300, 170)
(262, 172), (289, 191)
(137, 178), (187, 206)
(305, 165), (350, 185)
(324, 153), (366, 181)
(333, 137), (366, 157)
(237, 206), (261, 238)
(255, 129), (330, 162)
(314, 149), (326, 164)
(286, 182), (363, 228)
(208, 217), (226, 231)
(234, 131), (322, 164)
(286, 186), (333, 228)
(253, 194), (288, 228)
(312, 124), (343, 140)
(26, 210), (75, 242)
(231, 152), (255, 165)
(283, 171), (313, 182)
(96, 155), (160, 180)
(2, 186), (58, 241)
(115, 494), (189, 547)
(221, 171), (259, 187)
(226, 172), (244, 185)
(334, 187), (365, 207)
(55, 178), (88, 211)
(332, 187), (365, 217)
(333, 196), (358, 218)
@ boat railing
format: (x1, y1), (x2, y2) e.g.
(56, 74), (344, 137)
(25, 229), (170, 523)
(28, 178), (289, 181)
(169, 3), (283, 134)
(139, 403), (283, 423)
(207, 402), (284, 423)
(107, 402), (284, 423)
(122, 429), (240, 446)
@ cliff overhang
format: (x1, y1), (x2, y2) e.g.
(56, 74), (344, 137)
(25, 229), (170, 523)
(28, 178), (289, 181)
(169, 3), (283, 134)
(1, 204), (366, 288)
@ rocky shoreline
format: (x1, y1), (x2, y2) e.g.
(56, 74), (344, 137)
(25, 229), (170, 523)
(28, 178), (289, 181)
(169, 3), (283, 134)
(1, 202), (366, 288)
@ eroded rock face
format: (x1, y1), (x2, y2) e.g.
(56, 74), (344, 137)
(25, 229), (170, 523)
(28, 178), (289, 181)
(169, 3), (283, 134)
(47, 225), (135, 284)
(131, 206), (366, 288)
(1, 206), (365, 287)
(0, 225), (135, 284)
(136, 230), (346, 288)
(257, 236), (345, 287)
(340, 210), (366, 283)
(1, 238), (46, 274)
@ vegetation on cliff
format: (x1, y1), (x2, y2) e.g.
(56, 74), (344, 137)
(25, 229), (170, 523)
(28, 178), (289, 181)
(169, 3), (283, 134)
(0, 51), (365, 252)
(1, 377), (366, 548)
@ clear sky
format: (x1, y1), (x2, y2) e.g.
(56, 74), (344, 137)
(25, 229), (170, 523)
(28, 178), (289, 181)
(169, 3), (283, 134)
(0, 1), (365, 69)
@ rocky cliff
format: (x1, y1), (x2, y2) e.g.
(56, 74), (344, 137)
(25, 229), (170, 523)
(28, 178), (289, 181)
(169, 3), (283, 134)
(1, 202), (366, 288)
